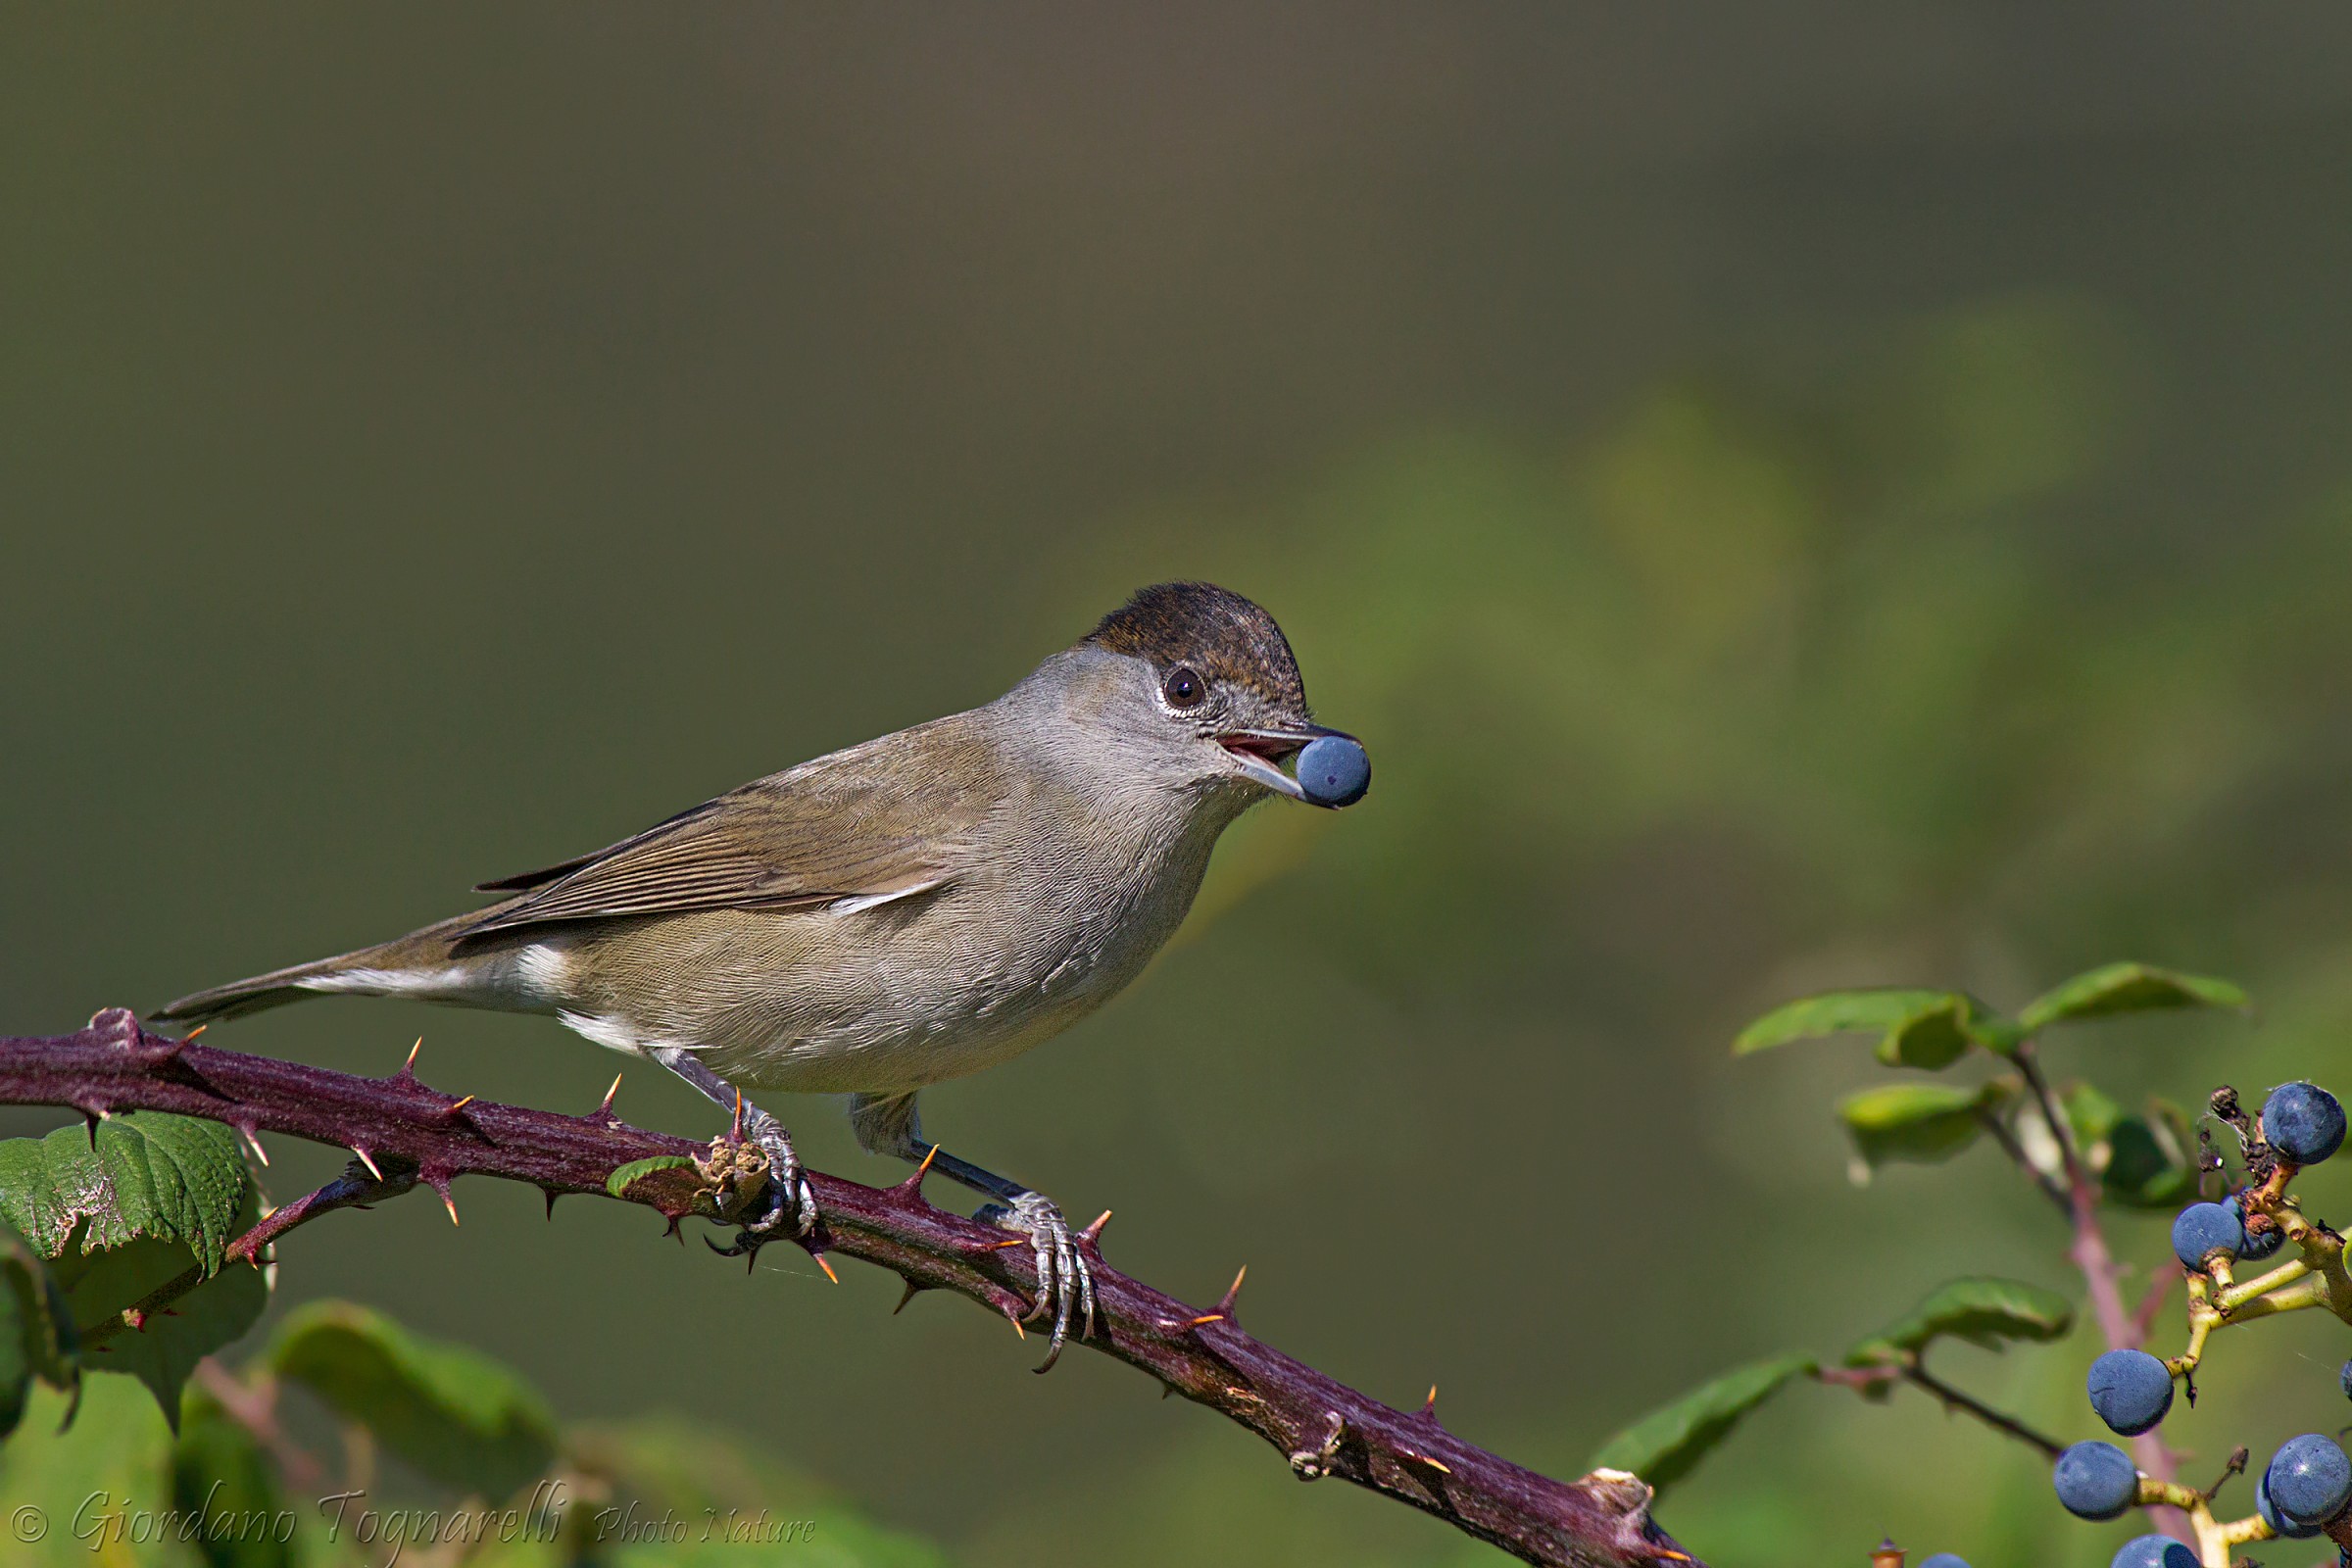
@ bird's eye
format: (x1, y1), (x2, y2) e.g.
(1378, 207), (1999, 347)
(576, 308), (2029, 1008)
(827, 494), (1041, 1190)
(1162, 665), (1206, 709)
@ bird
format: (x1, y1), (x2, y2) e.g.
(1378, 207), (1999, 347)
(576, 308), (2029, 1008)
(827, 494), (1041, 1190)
(156, 581), (1369, 1363)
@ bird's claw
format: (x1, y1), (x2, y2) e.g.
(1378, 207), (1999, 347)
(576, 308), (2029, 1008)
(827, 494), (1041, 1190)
(976, 1192), (1097, 1372)
(739, 1106), (818, 1240)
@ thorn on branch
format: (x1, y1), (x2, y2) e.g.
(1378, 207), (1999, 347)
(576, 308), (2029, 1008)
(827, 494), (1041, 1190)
(422, 1171), (459, 1227)
(1214, 1264), (1248, 1324)
(891, 1145), (940, 1205)
(1413, 1385), (1444, 1429)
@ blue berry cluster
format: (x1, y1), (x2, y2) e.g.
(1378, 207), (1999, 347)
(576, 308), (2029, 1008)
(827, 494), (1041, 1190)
(2049, 1082), (2352, 1563)
(2169, 1084), (2344, 1272)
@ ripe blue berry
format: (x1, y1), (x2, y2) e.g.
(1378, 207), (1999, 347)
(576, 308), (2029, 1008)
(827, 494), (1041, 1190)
(2259, 1467), (2327, 1539)
(2053, 1440), (2139, 1521)
(2264, 1082), (2347, 1165)
(2085, 1348), (2173, 1436)
(2340, 1357), (2352, 1402)
(2228, 1195), (2283, 1261)
(2109, 1538), (2196, 1568)
(2169, 1201), (2243, 1270)
(2265, 1434), (2352, 1530)
(1294, 735), (1371, 808)
(1918, 1556), (1970, 1568)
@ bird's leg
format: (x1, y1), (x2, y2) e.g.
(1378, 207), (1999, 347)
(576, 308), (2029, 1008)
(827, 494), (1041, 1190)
(851, 1092), (1096, 1368)
(648, 1046), (817, 1247)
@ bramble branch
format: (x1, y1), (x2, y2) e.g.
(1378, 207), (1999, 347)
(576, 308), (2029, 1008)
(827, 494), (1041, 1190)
(0, 1009), (1698, 1568)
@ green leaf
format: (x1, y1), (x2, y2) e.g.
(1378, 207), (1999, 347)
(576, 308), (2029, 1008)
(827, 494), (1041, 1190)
(2102, 1099), (2198, 1209)
(1844, 1277), (2075, 1366)
(0, 1114), (267, 1424)
(607, 1154), (699, 1199)
(268, 1300), (558, 1500)
(1838, 1079), (2014, 1169)
(0, 1222), (77, 1439)
(1734, 988), (1994, 1070)
(91, 1228), (269, 1433)
(2016, 962), (2248, 1035)
(173, 1380), (295, 1568)
(1588, 1353), (1817, 1495)
(2060, 1081), (2125, 1147)
(0, 1114), (250, 1273)
(0, 1371), (177, 1565)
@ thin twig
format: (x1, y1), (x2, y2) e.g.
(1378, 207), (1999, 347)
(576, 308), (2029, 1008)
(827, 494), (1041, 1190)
(0, 1009), (1695, 1568)
(1814, 1363), (2062, 1461)
(1976, 1107), (2071, 1214)
(1902, 1364), (2065, 1461)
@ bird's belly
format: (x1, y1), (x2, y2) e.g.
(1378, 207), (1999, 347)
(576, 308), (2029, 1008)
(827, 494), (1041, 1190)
(549, 901), (1166, 1096)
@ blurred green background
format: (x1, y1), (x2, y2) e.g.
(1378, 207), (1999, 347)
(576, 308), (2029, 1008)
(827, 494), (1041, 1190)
(9, 7), (2352, 1564)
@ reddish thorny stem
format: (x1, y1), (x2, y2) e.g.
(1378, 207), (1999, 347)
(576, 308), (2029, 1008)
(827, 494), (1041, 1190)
(0, 1010), (1696, 1568)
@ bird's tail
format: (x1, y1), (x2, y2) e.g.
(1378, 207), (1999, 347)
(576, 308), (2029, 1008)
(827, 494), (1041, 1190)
(152, 914), (491, 1026)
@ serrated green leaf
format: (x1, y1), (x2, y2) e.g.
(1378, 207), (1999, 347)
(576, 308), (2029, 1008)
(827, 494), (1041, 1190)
(1588, 1353), (1816, 1495)
(0, 1222), (78, 1439)
(1843, 1277), (2074, 1366)
(0, 1114), (250, 1274)
(2016, 962), (2248, 1035)
(0, 1116), (266, 1425)
(1838, 1079), (2014, 1169)
(607, 1154), (698, 1200)
(269, 1300), (557, 1501)
(1734, 988), (1993, 1070)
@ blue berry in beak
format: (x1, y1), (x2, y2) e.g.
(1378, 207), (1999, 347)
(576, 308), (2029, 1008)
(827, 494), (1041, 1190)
(1296, 735), (1370, 808)
(2263, 1081), (2346, 1165)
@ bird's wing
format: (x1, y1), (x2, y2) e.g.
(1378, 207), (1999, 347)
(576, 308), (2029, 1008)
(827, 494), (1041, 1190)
(457, 720), (1004, 938)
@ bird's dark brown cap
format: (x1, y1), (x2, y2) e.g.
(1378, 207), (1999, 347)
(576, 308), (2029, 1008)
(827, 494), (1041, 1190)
(1087, 582), (1307, 712)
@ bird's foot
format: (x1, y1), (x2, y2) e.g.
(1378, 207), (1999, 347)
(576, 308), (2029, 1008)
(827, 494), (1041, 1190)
(974, 1191), (1097, 1371)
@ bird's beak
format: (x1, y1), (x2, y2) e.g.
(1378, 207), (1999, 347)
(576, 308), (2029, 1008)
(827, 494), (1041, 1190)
(1215, 724), (1355, 806)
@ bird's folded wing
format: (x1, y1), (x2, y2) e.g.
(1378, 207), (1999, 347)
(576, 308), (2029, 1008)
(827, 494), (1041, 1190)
(457, 730), (999, 937)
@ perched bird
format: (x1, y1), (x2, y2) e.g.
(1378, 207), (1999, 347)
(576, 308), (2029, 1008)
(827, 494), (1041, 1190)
(157, 582), (1368, 1361)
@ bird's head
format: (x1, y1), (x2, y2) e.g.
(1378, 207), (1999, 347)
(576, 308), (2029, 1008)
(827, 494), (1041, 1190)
(1042, 581), (1369, 810)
